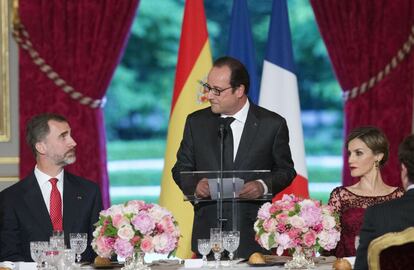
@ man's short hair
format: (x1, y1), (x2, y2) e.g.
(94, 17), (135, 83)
(398, 134), (414, 183)
(26, 113), (68, 156)
(213, 56), (250, 95)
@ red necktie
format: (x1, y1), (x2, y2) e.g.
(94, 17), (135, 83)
(49, 178), (63, 231)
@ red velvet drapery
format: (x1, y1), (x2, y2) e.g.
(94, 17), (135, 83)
(19, 0), (139, 208)
(310, 0), (414, 186)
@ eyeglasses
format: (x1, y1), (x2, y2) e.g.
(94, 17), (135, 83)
(198, 80), (233, 96)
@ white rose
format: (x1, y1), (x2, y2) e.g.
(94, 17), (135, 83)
(117, 224), (135, 240)
(93, 226), (102, 237)
(109, 204), (124, 216)
(322, 215), (336, 229)
(289, 215), (305, 229)
(259, 232), (271, 250)
(299, 199), (314, 208)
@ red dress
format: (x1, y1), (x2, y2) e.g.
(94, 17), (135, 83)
(328, 186), (404, 257)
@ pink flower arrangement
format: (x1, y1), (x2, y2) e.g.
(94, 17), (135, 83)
(254, 194), (340, 256)
(92, 200), (180, 258)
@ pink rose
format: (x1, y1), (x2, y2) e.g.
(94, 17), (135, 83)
(287, 228), (300, 240)
(112, 214), (129, 229)
(313, 223), (323, 233)
(157, 216), (175, 233)
(303, 231), (316, 247)
(140, 236), (154, 253)
(276, 213), (288, 222)
(95, 236), (115, 258)
(263, 218), (278, 232)
(276, 223), (286, 233)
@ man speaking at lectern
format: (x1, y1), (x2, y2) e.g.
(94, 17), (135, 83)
(172, 56), (296, 258)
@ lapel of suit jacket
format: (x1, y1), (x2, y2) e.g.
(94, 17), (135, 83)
(23, 172), (53, 235)
(63, 172), (83, 233)
(234, 105), (259, 169)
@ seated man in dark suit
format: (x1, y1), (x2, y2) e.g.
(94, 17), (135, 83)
(0, 113), (103, 262)
(354, 134), (414, 270)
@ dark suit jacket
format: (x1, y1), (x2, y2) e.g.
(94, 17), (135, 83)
(172, 104), (296, 258)
(354, 189), (414, 270)
(0, 170), (103, 262)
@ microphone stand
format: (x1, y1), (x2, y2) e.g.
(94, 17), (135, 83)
(217, 122), (225, 229)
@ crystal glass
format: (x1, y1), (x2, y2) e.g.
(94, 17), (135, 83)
(222, 231), (240, 265)
(43, 246), (62, 270)
(285, 247), (315, 270)
(30, 241), (49, 269)
(210, 228), (223, 268)
(197, 239), (211, 266)
(122, 251), (149, 270)
(69, 233), (87, 263)
(63, 249), (76, 270)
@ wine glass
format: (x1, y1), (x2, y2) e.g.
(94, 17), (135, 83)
(69, 233), (87, 263)
(210, 228), (223, 268)
(222, 231), (240, 266)
(30, 241), (49, 269)
(197, 239), (211, 266)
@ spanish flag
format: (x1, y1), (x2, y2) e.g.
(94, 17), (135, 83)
(159, 0), (212, 259)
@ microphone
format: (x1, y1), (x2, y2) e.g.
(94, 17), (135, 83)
(218, 117), (227, 138)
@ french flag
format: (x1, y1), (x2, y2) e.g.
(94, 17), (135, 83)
(227, 0), (260, 104)
(259, 0), (309, 199)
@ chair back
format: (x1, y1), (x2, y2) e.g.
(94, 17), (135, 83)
(368, 226), (414, 270)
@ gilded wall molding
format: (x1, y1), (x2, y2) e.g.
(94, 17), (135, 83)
(0, 156), (19, 164)
(0, 176), (18, 182)
(0, 0), (11, 142)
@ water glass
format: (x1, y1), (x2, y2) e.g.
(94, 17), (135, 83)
(69, 233), (88, 263)
(210, 228), (223, 268)
(43, 246), (62, 270)
(63, 249), (76, 270)
(197, 239), (211, 266)
(222, 231), (240, 265)
(30, 241), (49, 269)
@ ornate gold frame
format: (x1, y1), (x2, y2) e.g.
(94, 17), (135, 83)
(0, 0), (11, 142)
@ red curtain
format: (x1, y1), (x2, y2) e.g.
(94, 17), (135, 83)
(310, 0), (414, 186)
(19, 0), (139, 208)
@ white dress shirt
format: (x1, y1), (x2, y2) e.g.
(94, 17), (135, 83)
(407, 184), (414, 191)
(221, 99), (250, 161)
(34, 166), (64, 214)
(221, 100), (268, 194)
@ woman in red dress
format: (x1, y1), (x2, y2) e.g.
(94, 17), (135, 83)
(328, 126), (404, 257)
